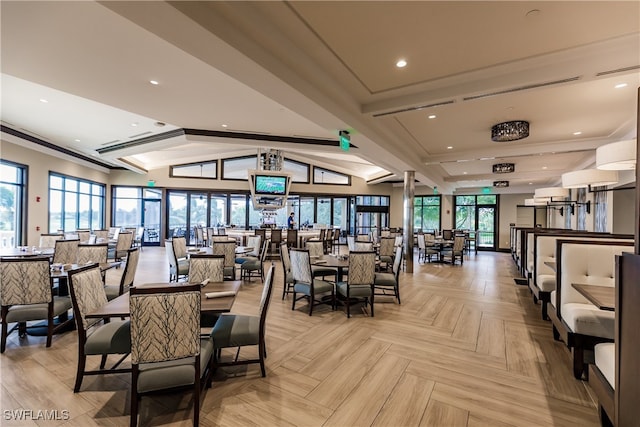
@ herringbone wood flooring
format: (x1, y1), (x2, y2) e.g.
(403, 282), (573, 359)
(1, 247), (600, 426)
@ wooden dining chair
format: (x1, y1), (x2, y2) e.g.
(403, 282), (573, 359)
(67, 264), (131, 392)
(0, 257), (73, 353)
(211, 264), (275, 377)
(129, 284), (214, 427)
(290, 248), (334, 316)
(337, 251), (376, 318)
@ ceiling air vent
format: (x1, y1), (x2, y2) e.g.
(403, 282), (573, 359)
(101, 139), (121, 146)
(129, 131), (152, 139)
(372, 100), (455, 118)
(596, 65), (640, 77)
(463, 76), (581, 101)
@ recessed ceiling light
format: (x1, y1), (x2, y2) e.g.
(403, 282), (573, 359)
(149, 80), (159, 85)
(74, 139), (81, 142)
(615, 83), (628, 89)
(396, 59), (407, 68)
(463, 172), (467, 175)
(39, 99), (48, 103)
(529, 182), (533, 185)
(222, 124), (228, 128)
(573, 131), (582, 135)
(131, 122), (138, 127)
(428, 114), (436, 119)
(447, 146), (453, 150)
(542, 166), (548, 170)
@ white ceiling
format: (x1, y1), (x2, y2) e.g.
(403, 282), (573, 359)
(1, 1), (639, 194)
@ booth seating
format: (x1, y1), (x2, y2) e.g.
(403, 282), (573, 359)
(589, 342), (614, 426)
(531, 233), (633, 320)
(549, 239), (633, 379)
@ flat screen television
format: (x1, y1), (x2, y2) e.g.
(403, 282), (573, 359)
(254, 175), (287, 195)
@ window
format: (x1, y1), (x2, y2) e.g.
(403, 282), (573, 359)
(313, 167), (350, 185)
(113, 187), (142, 228)
(283, 158), (310, 183)
(0, 161), (26, 247)
(49, 173), (104, 232)
(170, 160), (217, 179)
(222, 156), (255, 180)
(414, 195), (441, 232)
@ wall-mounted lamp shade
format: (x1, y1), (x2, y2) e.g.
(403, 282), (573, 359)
(534, 187), (569, 199)
(524, 198), (548, 206)
(596, 139), (636, 170)
(561, 169), (619, 188)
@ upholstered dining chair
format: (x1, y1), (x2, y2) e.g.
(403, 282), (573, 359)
(374, 245), (403, 304)
(211, 263), (275, 377)
(75, 229), (91, 243)
(289, 248), (335, 316)
(286, 229), (298, 248)
(188, 254), (224, 284)
(0, 257), (73, 353)
(236, 235), (261, 264)
(77, 243), (108, 264)
(108, 231), (133, 262)
(212, 240), (237, 280)
(337, 251), (376, 318)
(241, 240), (268, 282)
(306, 240), (336, 281)
(188, 254), (224, 328)
(129, 284), (214, 427)
(441, 235), (465, 265)
(105, 247), (140, 300)
(378, 237), (396, 269)
(280, 243), (294, 299)
(53, 238), (80, 264)
(166, 237), (189, 282)
(93, 229), (109, 243)
(39, 233), (63, 249)
(67, 264), (131, 392)
(269, 228), (283, 258)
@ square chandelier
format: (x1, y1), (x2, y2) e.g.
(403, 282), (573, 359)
(492, 163), (515, 174)
(491, 120), (529, 142)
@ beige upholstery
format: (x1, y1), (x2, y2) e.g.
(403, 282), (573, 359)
(594, 342), (615, 389)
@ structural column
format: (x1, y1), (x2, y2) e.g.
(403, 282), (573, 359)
(403, 171), (415, 273)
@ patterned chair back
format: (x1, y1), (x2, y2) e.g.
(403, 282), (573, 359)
(172, 236), (187, 259)
(53, 239), (79, 264)
(39, 233), (63, 249)
(280, 243), (291, 273)
(270, 229), (283, 244)
(417, 234), (426, 250)
(347, 251), (376, 286)
(78, 243), (108, 264)
(306, 241), (324, 258)
(212, 241), (236, 269)
(0, 257), (52, 306)
(355, 242), (374, 251)
(116, 232), (133, 252)
(165, 239), (178, 271)
(245, 236), (262, 257)
(356, 234), (370, 242)
(93, 229), (109, 243)
(254, 229), (266, 242)
(347, 235), (356, 252)
(392, 245), (404, 278)
(286, 229), (298, 248)
(188, 254), (224, 283)
(289, 249), (312, 285)
(259, 264), (276, 327)
(120, 248), (140, 293)
(68, 264), (109, 331)
(379, 237), (395, 257)
(453, 235), (466, 252)
(76, 230), (91, 242)
(130, 284), (201, 364)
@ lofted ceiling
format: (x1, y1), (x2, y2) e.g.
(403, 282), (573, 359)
(1, 1), (639, 195)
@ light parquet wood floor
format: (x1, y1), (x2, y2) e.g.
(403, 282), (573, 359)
(0, 248), (600, 426)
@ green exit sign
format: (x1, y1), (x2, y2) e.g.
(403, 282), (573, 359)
(339, 130), (350, 151)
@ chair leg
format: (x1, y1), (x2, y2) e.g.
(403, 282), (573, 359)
(130, 376), (139, 427)
(370, 291), (375, 317)
(291, 291), (297, 310)
(259, 341), (266, 377)
(1, 318), (7, 354)
(193, 365), (200, 427)
(74, 354), (86, 393)
(100, 354), (108, 369)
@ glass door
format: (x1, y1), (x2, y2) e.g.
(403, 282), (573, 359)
(476, 205), (496, 250)
(141, 199), (161, 246)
